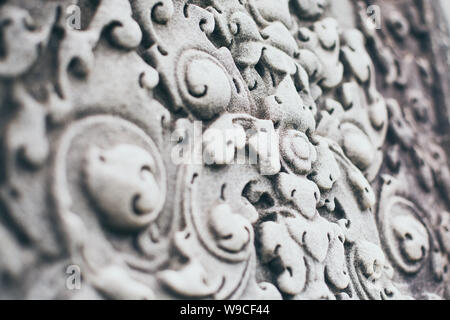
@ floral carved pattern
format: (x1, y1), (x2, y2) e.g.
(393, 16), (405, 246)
(0, 0), (448, 300)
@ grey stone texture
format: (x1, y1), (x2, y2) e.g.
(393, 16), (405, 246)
(0, 0), (449, 299)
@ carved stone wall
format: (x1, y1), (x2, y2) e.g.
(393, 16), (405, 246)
(0, 0), (449, 300)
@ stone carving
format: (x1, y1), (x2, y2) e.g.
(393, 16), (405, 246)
(0, 0), (448, 300)
(84, 144), (165, 231)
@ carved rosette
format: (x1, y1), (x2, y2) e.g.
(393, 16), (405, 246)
(0, 0), (448, 300)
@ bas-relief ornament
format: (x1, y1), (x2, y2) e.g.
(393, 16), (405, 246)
(53, 116), (167, 299)
(0, 0), (448, 300)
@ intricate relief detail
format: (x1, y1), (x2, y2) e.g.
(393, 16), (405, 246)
(0, 0), (448, 300)
(84, 144), (165, 231)
(132, 0), (252, 120)
(377, 175), (450, 298)
(348, 240), (406, 300)
(258, 213), (349, 299)
(378, 177), (431, 274)
(53, 116), (167, 299)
